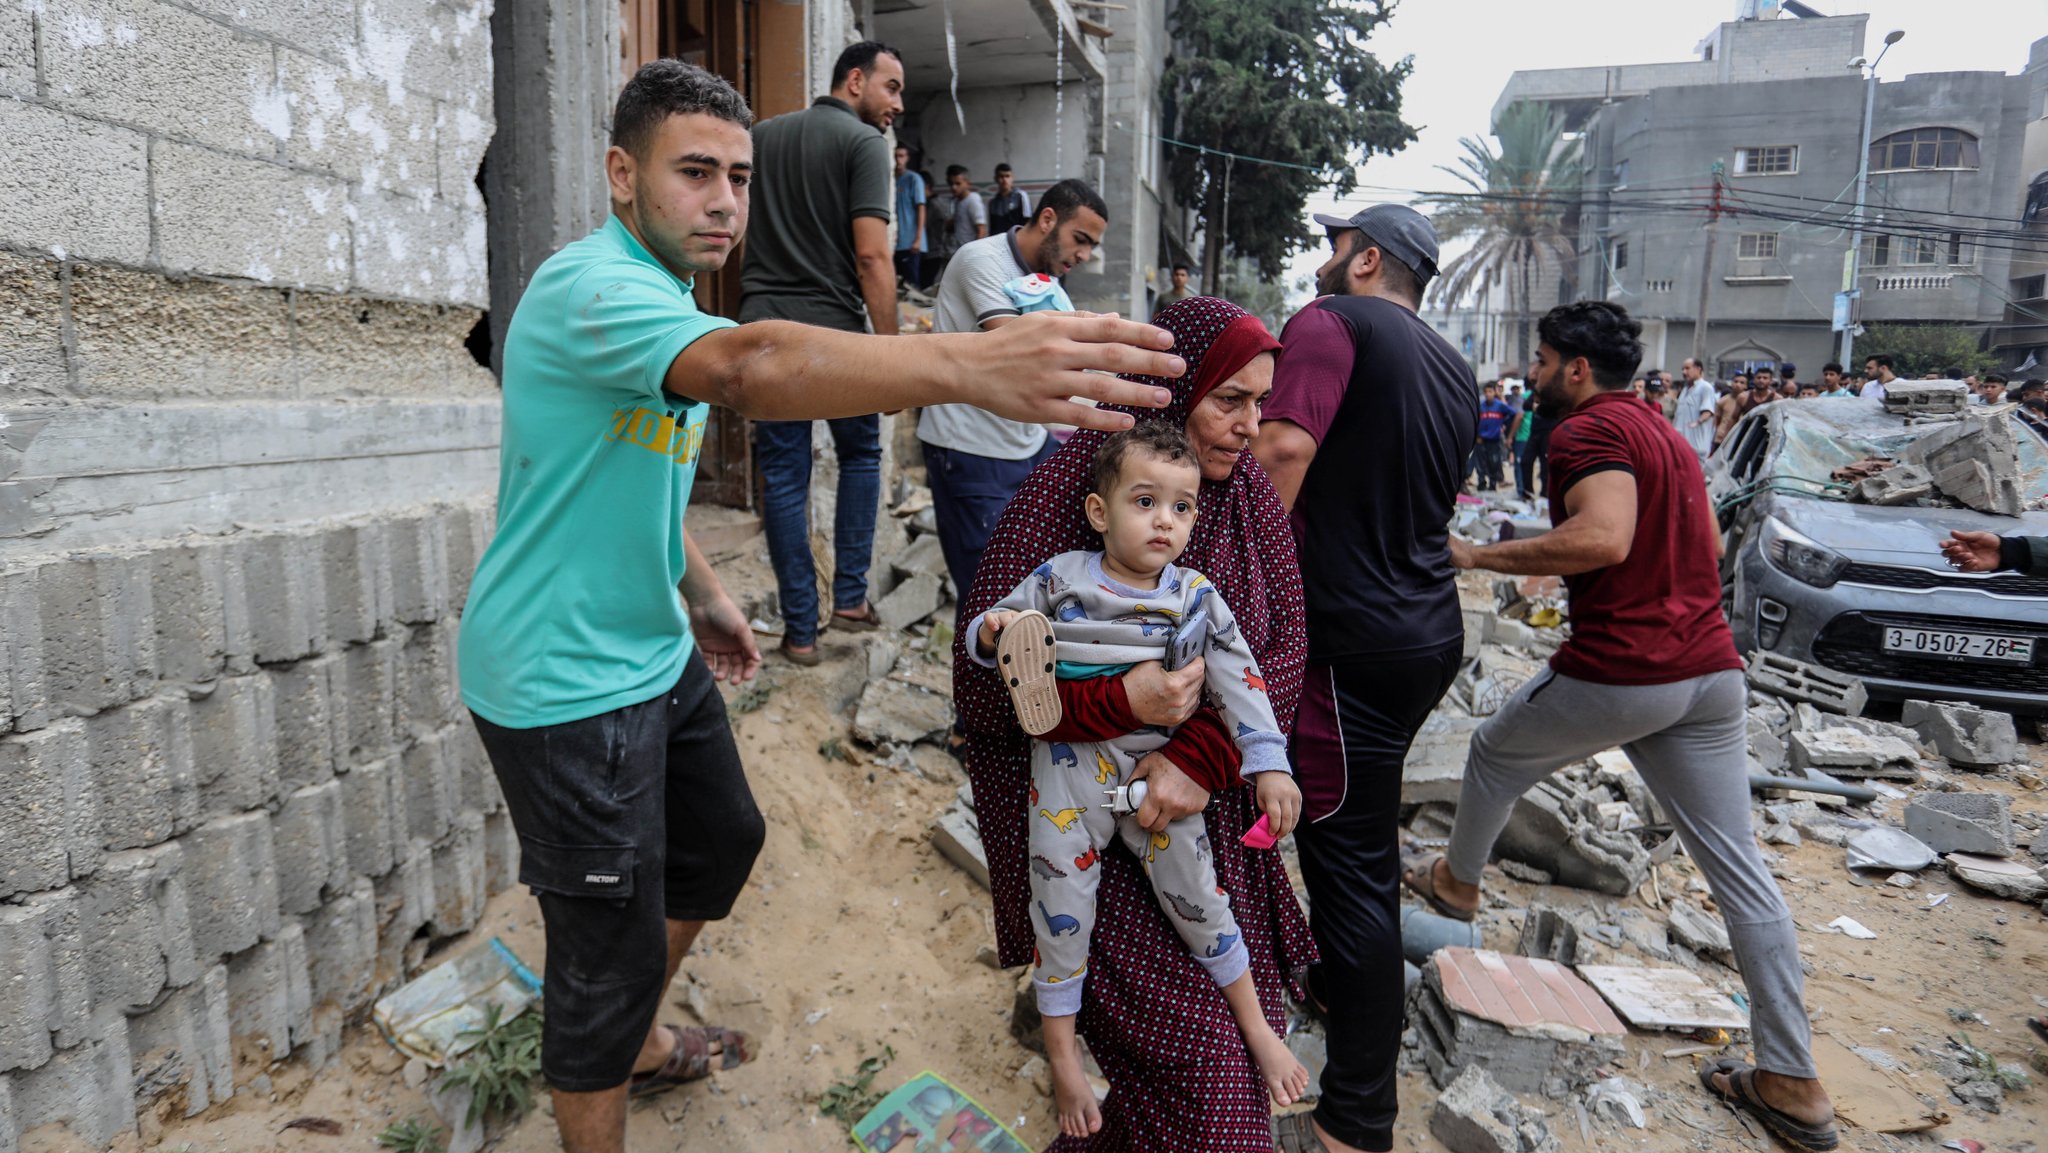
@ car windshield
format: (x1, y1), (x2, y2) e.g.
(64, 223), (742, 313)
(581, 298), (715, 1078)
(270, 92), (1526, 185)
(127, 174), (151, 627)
(1750, 402), (2048, 504)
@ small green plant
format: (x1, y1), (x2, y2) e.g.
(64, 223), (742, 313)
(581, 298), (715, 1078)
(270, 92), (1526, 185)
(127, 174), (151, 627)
(819, 736), (853, 763)
(733, 680), (774, 714)
(817, 1045), (896, 1126)
(1956, 1033), (2030, 1092)
(376, 1117), (448, 1153)
(442, 1006), (545, 1128)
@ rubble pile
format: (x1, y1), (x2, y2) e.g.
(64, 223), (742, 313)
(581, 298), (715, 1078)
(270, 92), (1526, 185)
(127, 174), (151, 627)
(1837, 410), (2027, 515)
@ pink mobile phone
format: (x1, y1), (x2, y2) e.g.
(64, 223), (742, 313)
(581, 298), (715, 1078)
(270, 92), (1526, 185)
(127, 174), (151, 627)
(1240, 815), (1276, 849)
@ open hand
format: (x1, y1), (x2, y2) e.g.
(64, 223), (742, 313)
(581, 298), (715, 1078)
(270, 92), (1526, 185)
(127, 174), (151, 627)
(954, 313), (1184, 433)
(1128, 752), (1209, 834)
(1255, 772), (1302, 840)
(1939, 530), (2004, 573)
(691, 593), (761, 684)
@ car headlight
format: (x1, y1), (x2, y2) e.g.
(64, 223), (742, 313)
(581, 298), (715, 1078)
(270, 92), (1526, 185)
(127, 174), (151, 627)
(1759, 516), (1848, 589)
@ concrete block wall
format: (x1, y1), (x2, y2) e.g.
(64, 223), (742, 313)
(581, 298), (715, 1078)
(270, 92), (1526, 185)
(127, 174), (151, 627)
(1, 0), (513, 1146)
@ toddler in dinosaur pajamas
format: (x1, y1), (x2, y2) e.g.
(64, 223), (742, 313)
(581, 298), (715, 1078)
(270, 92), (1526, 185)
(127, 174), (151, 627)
(967, 422), (1308, 1133)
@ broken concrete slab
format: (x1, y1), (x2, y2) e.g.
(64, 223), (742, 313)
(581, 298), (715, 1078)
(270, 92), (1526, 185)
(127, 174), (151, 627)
(1901, 700), (2019, 768)
(1880, 380), (1969, 416)
(1897, 412), (2024, 516)
(1403, 710), (1483, 805)
(1409, 948), (1624, 1096)
(1575, 964), (1750, 1032)
(1788, 727), (1919, 780)
(1745, 652), (1867, 716)
(1494, 780), (1650, 897)
(851, 678), (953, 747)
(1945, 853), (2048, 902)
(1429, 1065), (1562, 1153)
(875, 572), (944, 632)
(887, 533), (946, 582)
(1665, 899), (1733, 963)
(1852, 464), (1934, 505)
(929, 801), (989, 889)
(1747, 713), (1788, 773)
(1516, 907), (1579, 967)
(1845, 826), (1937, 872)
(1904, 793), (2013, 857)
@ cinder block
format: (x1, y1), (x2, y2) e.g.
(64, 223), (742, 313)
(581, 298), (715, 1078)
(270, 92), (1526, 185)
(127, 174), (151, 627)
(0, 250), (69, 400)
(400, 729), (455, 843)
(182, 811), (282, 960)
(85, 693), (199, 850)
(267, 653), (344, 794)
(40, 0), (275, 159)
(342, 637), (404, 763)
(436, 93), (491, 206)
(177, 0), (356, 62)
(149, 540), (236, 682)
(0, 1074), (15, 1153)
(8, 1008), (135, 1151)
(273, 780), (350, 916)
(374, 836), (435, 984)
(341, 755), (401, 877)
(351, 186), (488, 307)
(441, 501), (490, 613)
(482, 808), (519, 895)
(0, 904), (57, 1074)
(400, 621), (460, 735)
(224, 922), (315, 1074)
(0, 569), (51, 735)
(277, 46), (441, 202)
(154, 139), (352, 291)
(0, 2), (33, 97)
(288, 294), (497, 399)
(447, 718), (499, 813)
(1901, 699), (2020, 768)
(36, 553), (158, 716)
(323, 522), (393, 647)
(188, 674), (280, 814)
(68, 263), (296, 403)
(1906, 793), (2014, 857)
(430, 812), (487, 938)
(22, 890), (92, 1051)
(0, 99), (150, 264)
(1744, 651), (1867, 716)
(363, 0), (493, 106)
(127, 964), (233, 1116)
(78, 843), (197, 1012)
(238, 532), (327, 664)
(302, 877), (376, 1011)
(0, 723), (93, 898)
(386, 511), (450, 625)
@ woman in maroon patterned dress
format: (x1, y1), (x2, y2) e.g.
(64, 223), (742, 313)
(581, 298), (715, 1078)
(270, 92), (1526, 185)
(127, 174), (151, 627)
(955, 296), (1316, 1151)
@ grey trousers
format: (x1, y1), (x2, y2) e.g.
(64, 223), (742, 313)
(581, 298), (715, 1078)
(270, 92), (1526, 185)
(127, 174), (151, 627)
(1445, 667), (1818, 1079)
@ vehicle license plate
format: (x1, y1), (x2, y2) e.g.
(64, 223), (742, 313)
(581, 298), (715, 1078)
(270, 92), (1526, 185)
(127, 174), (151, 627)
(1881, 627), (2034, 664)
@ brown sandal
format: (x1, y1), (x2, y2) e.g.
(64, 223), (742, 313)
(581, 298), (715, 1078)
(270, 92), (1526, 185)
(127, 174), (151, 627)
(778, 637), (822, 667)
(1272, 1111), (1331, 1151)
(628, 1024), (753, 1098)
(1698, 1058), (1839, 1151)
(996, 610), (1062, 736)
(829, 601), (882, 632)
(1400, 851), (1477, 923)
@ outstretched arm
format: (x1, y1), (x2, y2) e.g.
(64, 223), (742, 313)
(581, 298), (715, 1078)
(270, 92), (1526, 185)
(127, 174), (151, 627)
(667, 313), (1182, 433)
(1451, 470), (1637, 576)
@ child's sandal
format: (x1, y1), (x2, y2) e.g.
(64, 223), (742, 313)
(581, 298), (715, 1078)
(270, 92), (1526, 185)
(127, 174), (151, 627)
(997, 609), (1063, 736)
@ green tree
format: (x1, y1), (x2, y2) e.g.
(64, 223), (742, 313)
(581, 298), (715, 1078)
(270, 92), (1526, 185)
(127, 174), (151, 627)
(1218, 256), (1310, 332)
(1162, 0), (1416, 284)
(1858, 324), (2000, 378)
(1421, 101), (1585, 369)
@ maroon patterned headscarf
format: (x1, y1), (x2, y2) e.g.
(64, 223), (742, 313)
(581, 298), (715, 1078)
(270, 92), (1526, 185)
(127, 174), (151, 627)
(953, 295), (1309, 966)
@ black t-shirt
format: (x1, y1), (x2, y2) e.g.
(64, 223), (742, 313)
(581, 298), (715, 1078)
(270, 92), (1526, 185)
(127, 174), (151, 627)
(1524, 393), (1557, 451)
(1265, 295), (1480, 660)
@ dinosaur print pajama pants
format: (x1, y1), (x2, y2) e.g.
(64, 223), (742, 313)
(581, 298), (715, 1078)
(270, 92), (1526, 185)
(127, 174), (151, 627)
(1026, 736), (1246, 1016)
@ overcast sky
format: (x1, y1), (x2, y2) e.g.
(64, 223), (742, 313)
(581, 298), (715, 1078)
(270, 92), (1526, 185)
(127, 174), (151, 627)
(1276, 0), (2046, 295)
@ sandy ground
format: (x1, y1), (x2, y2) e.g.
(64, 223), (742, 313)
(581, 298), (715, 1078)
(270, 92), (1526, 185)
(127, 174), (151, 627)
(124, 543), (2048, 1153)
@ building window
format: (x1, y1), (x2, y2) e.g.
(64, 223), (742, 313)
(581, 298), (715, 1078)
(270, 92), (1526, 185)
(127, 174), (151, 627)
(1945, 233), (1972, 266)
(1613, 159), (1630, 190)
(1861, 234), (1890, 267)
(1737, 232), (1779, 260)
(1611, 239), (1628, 269)
(1868, 127), (1980, 172)
(1733, 145), (1798, 175)
(2027, 175), (2048, 225)
(1899, 235), (1941, 266)
(2018, 275), (2047, 300)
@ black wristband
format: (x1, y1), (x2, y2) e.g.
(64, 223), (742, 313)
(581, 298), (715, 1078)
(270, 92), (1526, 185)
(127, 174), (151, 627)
(1998, 535), (2030, 574)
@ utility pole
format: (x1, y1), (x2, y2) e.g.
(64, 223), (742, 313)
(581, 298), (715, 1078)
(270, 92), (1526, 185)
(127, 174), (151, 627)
(1691, 161), (1723, 371)
(1841, 30), (1902, 366)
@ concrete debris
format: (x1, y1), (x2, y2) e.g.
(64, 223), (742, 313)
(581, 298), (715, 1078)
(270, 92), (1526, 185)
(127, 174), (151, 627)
(1575, 964), (1750, 1032)
(1945, 853), (2048, 902)
(1286, 1028), (1328, 1104)
(1788, 727), (1919, 780)
(1583, 1078), (1649, 1129)
(1851, 464), (1934, 505)
(1747, 714), (1788, 773)
(1516, 907), (1580, 967)
(1845, 826), (1937, 872)
(1879, 380), (1969, 416)
(1901, 700), (2019, 768)
(1408, 949), (1625, 1097)
(929, 795), (989, 889)
(1402, 711), (1483, 806)
(1428, 1065), (1562, 1153)
(1745, 652), (1867, 716)
(1664, 900), (1732, 962)
(874, 572), (944, 632)
(1897, 413), (2025, 516)
(1494, 780), (1650, 897)
(1904, 793), (2014, 857)
(887, 533), (946, 583)
(851, 678), (953, 748)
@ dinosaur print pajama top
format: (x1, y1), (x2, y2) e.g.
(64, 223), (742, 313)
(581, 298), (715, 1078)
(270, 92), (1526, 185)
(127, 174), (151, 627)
(967, 551), (1289, 1016)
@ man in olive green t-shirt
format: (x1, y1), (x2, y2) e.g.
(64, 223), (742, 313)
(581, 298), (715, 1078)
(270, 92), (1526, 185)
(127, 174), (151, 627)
(460, 59), (1188, 1153)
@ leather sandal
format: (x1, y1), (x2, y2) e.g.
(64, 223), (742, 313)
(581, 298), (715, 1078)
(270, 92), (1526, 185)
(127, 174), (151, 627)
(995, 609), (1062, 736)
(829, 601), (882, 632)
(1698, 1058), (1839, 1151)
(627, 1024), (753, 1098)
(778, 637), (822, 667)
(1400, 851), (1477, 923)
(1272, 1111), (1332, 1152)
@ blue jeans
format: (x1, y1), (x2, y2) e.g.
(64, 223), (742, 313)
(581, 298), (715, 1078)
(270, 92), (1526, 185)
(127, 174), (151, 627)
(754, 416), (883, 648)
(923, 439), (1056, 615)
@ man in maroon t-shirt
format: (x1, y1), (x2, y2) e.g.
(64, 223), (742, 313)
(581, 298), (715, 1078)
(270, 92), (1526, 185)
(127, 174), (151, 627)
(1401, 302), (1838, 1152)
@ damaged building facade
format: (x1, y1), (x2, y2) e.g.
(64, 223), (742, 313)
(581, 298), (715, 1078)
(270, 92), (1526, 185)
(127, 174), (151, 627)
(0, 0), (1181, 1145)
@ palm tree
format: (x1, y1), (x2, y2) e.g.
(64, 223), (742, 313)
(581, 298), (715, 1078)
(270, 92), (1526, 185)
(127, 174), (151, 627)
(1422, 102), (1585, 371)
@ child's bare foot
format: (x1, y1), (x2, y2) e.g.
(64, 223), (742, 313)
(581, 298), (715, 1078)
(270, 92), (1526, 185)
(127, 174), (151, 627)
(1047, 1042), (1102, 1138)
(1246, 1024), (1309, 1108)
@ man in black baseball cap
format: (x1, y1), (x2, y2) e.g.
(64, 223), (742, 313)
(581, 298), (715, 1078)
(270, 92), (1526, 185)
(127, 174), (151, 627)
(1253, 205), (1476, 1153)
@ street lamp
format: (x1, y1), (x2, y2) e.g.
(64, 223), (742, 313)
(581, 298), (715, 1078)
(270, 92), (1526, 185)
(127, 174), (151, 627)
(1839, 29), (1904, 367)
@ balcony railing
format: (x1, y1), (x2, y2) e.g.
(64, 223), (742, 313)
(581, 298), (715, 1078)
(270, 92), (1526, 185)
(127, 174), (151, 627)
(1871, 274), (1953, 291)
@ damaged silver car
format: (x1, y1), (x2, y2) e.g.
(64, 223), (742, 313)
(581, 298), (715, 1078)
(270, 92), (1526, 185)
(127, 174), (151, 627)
(1709, 399), (2048, 713)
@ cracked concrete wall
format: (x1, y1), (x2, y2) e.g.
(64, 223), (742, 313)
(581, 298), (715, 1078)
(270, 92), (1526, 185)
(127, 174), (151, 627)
(0, 0), (514, 1146)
